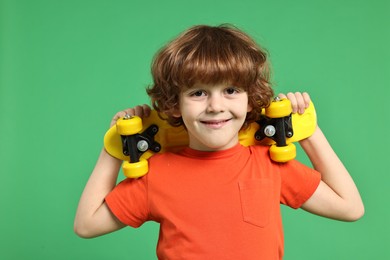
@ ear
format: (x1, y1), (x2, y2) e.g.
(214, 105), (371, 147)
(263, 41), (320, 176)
(171, 107), (181, 118)
(247, 104), (253, 112)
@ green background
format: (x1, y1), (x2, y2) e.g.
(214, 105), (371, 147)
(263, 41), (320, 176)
(1, 0), (389, 259)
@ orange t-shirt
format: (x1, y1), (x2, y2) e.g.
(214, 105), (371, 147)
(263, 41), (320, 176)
(105, 144), (321, 259)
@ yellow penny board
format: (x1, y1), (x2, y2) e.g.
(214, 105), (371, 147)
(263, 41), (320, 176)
(104, 99), (317, 178)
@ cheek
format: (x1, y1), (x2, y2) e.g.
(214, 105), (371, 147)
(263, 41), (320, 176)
(239, 96), (252, 113)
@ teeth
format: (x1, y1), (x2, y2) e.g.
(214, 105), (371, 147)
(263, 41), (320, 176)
(204, 120), (226, 124)
(202, 119), (230, 125)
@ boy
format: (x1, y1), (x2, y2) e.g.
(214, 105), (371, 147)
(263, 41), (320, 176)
(74, 25), (364, 259)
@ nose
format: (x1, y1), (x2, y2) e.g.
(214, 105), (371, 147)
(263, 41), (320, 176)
(206, 94), (225, 113)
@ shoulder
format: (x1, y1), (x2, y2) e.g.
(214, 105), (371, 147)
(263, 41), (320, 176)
(148, 150), (184, 164)
(248, 144), (271, 156)
(146, 150), (188, 178)
(246, 145), (275, 167)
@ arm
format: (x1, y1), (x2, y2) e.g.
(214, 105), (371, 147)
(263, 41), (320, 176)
(74, 105), (151, 238)
(280, 93), (364, 221)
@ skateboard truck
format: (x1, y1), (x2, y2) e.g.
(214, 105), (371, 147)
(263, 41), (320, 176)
(120, 115), (161, 162)
(254, 97), (297, 162)
(115, 115), (162, 178)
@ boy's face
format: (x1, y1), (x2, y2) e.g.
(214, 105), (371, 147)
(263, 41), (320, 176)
(173, 83), (252, 151)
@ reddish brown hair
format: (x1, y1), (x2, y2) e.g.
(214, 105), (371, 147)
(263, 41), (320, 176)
(146, 24), (274, 127)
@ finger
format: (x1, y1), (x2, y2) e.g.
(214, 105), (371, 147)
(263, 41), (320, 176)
(133, 105), (144, 117)
(132, 104), (152, 117)
(277, 93), (287, 99)
(286, 92), (298, 113)
(110, 110), (128, 127)
(110, 108), (136, 127)
(302, 92), (311, 108)
(142, 104), (151, 117)
(293, 92), (306, 114)
(122, 108), (136, 117)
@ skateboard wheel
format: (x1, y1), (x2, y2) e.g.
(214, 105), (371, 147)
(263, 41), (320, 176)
(269, 143), (296, 162)
(122, 159), (149, 178)
(265, 99), (292, 118)
(116, 116), (143, 136)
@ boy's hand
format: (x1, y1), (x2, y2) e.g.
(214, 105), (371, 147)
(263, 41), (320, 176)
(110, 104), (152, 127)
(278, 92), (311, 115)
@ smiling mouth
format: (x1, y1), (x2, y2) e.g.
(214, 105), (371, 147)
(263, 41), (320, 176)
(200, 119), (231, 128)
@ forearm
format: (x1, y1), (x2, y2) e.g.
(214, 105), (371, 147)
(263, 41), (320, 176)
(74, 106), (151, 237)
(74, 148), (123, 236)
(300, 127), (364, 220)
(301, 127), (350, 188)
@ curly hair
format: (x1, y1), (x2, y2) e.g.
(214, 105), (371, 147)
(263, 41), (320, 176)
(146, 24), (274, 127)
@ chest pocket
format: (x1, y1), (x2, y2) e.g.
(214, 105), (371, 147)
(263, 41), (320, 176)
(238, 179), (274, 227)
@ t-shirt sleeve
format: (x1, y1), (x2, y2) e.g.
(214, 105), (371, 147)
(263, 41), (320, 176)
(105, 176), (150, 228)
(279, 159), (321, 209)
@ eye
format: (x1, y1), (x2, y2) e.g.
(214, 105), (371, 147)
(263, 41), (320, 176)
(190, 90), (206, 97)
(225, 87), (240, 95)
